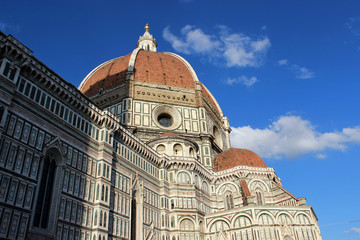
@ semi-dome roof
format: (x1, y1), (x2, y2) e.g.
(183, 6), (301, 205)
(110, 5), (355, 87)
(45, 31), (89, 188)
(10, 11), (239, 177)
(214, 148), (267, 172)
(78, 25), (223, 116)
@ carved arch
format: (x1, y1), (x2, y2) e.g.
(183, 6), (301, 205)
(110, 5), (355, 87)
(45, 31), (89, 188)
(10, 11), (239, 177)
(248, 179), (269, 192)
(216, 182), (240, 197)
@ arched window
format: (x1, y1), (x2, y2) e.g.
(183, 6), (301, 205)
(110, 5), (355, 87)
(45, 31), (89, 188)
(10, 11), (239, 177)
(105, 186), (108, 202)
(94, 211), (98, 226)
(101, 185), (105, 201)
(278, 214), (292, 225)
(234, 216), (251, 228)
(224, 192), (234, 210)
(33, 154), (57, 228)
(100, 211), (103, 226)
(258, 214), (274, 225)
(202, 181), (209, 194)
(171, 216), (175, 228)
(177, 172), (191, 184)
(189, 147), (195, 157)
(173, 144), (183, 156)
(98, 163), (101, 176)
(96, 184), (100, 200)
(210, 220), (229, 232)
(296, 214), (311, 225)
(256, 189), (264, 205)
(180, 219), (195, 230)
(104, 212), (107, 227)
(194, 175), (199, 188)
(199, 221), (204, 233)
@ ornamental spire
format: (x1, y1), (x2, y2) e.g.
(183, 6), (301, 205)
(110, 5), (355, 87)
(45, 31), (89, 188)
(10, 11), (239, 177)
(137, 24), (158, 52)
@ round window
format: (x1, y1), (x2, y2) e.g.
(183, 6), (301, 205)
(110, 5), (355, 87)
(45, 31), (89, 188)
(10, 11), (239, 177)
(153, 105), (182, 130)
(157, 113), (173, 127)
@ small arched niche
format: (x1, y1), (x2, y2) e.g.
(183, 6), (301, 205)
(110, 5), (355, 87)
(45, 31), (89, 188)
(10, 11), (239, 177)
(173, 144), (183, 156)
(189, 147), (195, 157)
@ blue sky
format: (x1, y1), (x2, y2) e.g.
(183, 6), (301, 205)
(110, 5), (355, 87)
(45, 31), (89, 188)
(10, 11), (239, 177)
(1, 0), (360, 239)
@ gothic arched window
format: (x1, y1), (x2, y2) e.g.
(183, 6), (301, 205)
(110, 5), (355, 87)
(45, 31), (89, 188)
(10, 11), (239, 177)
(33, 155), (57, 228)
(101, 185), (105, 201)
(224, 192), (234, 210)
(255, 188), (264, 205)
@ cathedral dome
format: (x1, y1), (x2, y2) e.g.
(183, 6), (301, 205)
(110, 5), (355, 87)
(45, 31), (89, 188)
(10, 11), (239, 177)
(80, 51), (196, 95)
(214, 148), (267, 172)
(78, 25), (222, 115)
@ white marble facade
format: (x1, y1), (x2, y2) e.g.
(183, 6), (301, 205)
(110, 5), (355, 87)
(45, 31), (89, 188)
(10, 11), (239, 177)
(0, 28), (321, 240)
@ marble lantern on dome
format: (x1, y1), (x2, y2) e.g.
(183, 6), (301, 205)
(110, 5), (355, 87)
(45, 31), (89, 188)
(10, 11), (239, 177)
(0, 25), (321, 240)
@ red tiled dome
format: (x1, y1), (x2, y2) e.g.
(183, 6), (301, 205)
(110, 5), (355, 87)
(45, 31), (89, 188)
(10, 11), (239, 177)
(78, 49), (222, 115)
(80, 50), (195, 96)
(214, 148), (267, 172)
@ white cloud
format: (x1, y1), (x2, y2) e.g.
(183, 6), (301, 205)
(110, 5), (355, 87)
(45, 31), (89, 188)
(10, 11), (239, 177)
(349, 228), (360, 234)
(278, 59), (288, 66)
(278, 59), (314, 79)
(163, 25), (270, 68)
(226, 75), (258, 86)
(346, 227), (360, 238)
(292, 65), (315, 79)
(230, 115), (360, 159)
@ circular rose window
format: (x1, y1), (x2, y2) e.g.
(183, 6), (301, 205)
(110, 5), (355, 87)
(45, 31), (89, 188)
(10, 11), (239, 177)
(153, 105), (182, 130)
(158, 113), (173, 127)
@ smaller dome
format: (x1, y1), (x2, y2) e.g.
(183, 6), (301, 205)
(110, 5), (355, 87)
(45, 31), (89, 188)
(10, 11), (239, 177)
(214, 148), (267, 172)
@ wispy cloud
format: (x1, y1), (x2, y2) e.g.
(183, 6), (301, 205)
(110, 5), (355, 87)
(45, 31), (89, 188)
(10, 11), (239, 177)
(277, 59), (314, 79)
(345, 227), (360, 238)
(230, 115), (360, 159)
(163, 25), (220, 55)
(226, 75), (258, 86)
(292, 65), (314, 79)
(346, 17), (360, 36)
(163, 25), (271, 68)
(278, 59), (288, 66)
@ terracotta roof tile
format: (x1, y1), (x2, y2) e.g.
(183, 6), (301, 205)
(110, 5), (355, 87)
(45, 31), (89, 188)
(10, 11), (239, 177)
(134, 51), (195, 89)
(81, 53), (131, 96)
